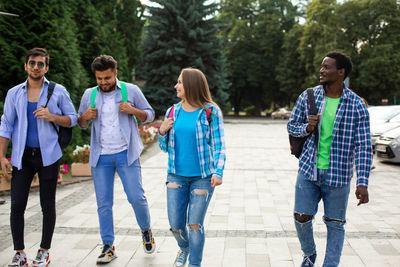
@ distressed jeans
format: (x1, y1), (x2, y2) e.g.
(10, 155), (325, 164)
(294, 169), (350, 267)
(92, 150), (151, 245)
(166, 173), (214, 267)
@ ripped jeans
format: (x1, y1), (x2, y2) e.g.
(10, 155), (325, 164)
(294, 169), (350, 267)
(166, 173), (214, 267)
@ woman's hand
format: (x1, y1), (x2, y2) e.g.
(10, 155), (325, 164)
(211, 175), (222, 188)
(159, 118), (174, 135)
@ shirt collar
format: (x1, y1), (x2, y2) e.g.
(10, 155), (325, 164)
(316, 83), (350, 99)
(116, 78), (121, 90)
(22, 76), (49, 90)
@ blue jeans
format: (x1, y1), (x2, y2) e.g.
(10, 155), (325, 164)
(294, 169), (350, 267)
(166, 173), (214, 267)
(92, 150), (151, 245)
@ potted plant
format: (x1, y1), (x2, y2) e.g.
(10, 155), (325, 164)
(138, 123), (159, 145)
(69, 144), (91, 177)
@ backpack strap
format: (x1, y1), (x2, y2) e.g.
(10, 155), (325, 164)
(90, 87), (98, 108)
(307, 88), (317, 115)
(205, 107), (213, 123)
(45, 81), (60, 134)
(120, 82), (138, 123)
(120, 81), (128, 102)
(167, 106), (175, 119)
(45, 81), (56, 108)
(306, 88), (319, 147)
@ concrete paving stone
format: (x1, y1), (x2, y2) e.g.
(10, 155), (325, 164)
(223, 248), (246, 267)
(371, 240), (400, 256)
(246, 253), (270, 267)
(210, 215), (228, 223)
(246, 216), (264, 224)
(225, 237), (246, 248)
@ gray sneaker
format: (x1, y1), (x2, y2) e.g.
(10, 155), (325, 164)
(32, 249), (50, 267)
(8, 252), (28, 267)
(173, 249), (189, 267)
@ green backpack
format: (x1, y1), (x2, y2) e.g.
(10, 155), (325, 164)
(90, 81), (137, 123)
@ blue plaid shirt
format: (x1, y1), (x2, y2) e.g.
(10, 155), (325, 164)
(158, 103), (226, 178)
(287, 85), (373, 187)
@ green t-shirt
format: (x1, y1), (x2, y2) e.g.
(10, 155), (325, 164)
(317, 96), (341, 169)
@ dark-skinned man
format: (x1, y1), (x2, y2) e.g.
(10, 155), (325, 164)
(287, 51), (372, 267)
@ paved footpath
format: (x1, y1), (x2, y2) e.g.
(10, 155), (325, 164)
(0, 118), (399, 266)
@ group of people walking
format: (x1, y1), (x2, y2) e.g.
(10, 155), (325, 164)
(0, 47), (372, 267)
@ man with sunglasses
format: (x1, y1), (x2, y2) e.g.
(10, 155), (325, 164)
(0, 48), (77, 267)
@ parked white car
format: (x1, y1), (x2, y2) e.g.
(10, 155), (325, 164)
(371, 112), (400, 149)
(375, 126), (400, 163)
(368, 105), (400, 149)
(271, 108), (291, 119)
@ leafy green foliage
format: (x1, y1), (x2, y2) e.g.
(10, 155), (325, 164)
(300, 0), (400, 105)
(220, 0), (298, 115)
(0, 0), (144, 157)
(138, 0), (229, 115)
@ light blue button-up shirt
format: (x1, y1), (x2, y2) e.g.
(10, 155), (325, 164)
(78, 79), (155, 167)
(0, 77), (78, 169)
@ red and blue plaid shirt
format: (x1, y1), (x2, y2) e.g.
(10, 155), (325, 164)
(287, 85), (373, 187)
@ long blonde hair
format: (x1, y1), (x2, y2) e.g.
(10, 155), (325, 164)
(180, 68), (218, 112)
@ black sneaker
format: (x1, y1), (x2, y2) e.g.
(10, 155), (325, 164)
(142, 229), (156, 254)
(96, 245), (117, 264)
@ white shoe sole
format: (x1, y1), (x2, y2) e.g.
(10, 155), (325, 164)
(96, 255), (117, 264)
(143, 243), (156, 254)
(32, 260), (50, 267)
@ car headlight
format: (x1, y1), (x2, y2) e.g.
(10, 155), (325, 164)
(391, 136), (400, 149)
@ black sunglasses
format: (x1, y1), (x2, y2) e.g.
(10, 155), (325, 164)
(28, 60), (45, 69)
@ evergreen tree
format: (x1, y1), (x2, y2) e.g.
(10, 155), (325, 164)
(73, 0), (143, 84)
(138, 0), (229, 115)
(219, 0), (297, 115)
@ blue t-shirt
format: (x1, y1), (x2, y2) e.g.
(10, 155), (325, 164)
(174, 108), (202, 177)
(26, 101), (40, 148)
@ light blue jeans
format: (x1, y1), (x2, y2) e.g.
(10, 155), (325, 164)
(166, 173), (214, 267)
(294, 169), (350, 267)
(92, 150), (151, 245)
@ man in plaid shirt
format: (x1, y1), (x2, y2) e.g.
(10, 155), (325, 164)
(287, 51), (373, 267)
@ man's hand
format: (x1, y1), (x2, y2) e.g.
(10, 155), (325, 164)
(159, 118), (174, 136)
(306, 114), (320, 132)
(355, 186), (369, 206)
(33, 105), (55, 122)
(119, 102), (134, 115)
(0, 157), (12, 180)
(82, 107), (98, 121)
(211, 175), (222, 188)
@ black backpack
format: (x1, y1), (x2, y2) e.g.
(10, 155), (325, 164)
(45, 82), (73, 149)
(289, 88), (319, 158)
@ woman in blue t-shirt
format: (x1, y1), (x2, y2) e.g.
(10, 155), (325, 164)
(158, 68), (226, 267)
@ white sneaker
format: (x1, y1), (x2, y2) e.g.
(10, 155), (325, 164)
(173, 249), (189, 267)
(32, 249), (50, 267)
(8, 252), (28, 267)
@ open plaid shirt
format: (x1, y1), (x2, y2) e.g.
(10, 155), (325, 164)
(158, 103), (226, 178)
(287, 85), (373, 187)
